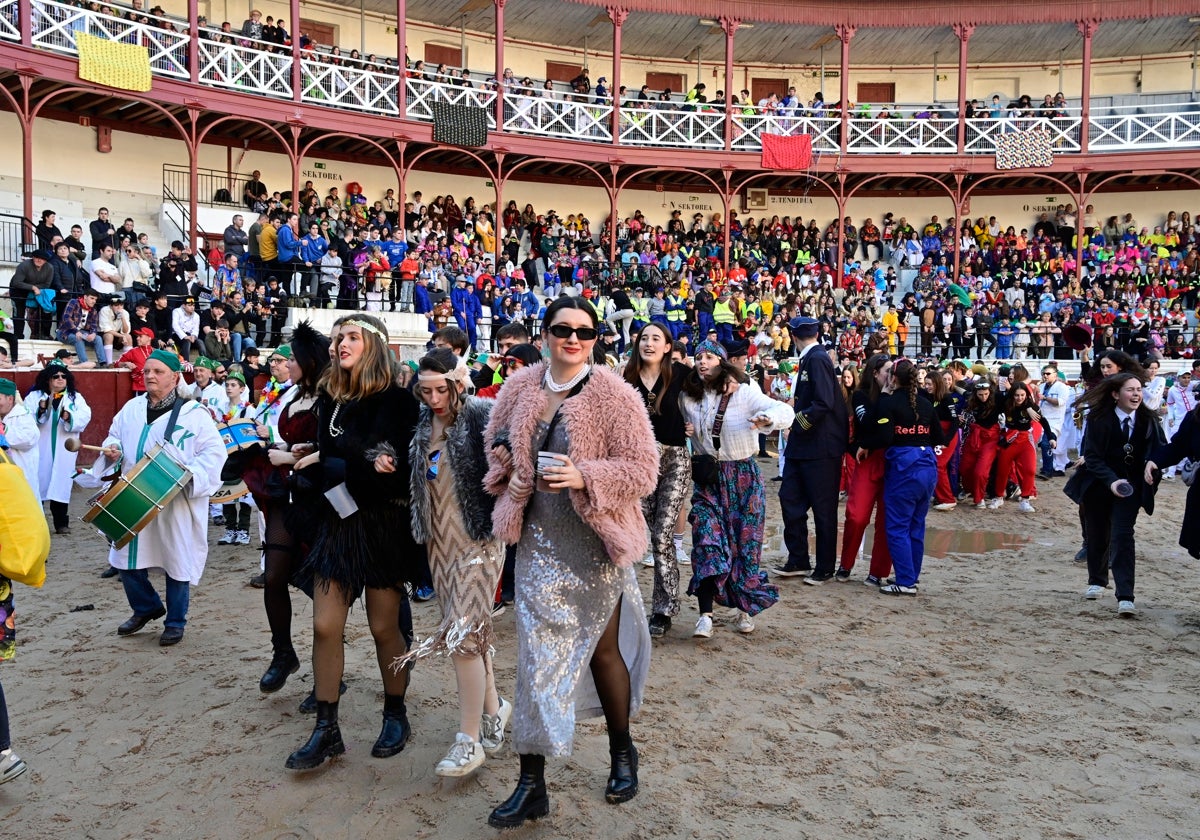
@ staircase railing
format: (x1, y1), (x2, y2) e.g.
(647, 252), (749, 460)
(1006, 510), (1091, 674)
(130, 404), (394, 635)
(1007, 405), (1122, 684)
(0, 212), (35, 266)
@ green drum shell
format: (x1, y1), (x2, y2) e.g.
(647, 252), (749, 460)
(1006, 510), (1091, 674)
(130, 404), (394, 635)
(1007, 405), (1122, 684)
(84, 445), (193, 549)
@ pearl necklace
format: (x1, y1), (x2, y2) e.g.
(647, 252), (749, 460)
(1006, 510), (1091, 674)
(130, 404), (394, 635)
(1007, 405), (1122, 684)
(544, 364), (591, 394)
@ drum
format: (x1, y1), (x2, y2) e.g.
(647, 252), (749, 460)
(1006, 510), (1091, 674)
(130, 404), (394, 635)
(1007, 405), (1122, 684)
(83, 444), (192, 549)
(211, 479), (249, 504)
(219, 418), (260, 453)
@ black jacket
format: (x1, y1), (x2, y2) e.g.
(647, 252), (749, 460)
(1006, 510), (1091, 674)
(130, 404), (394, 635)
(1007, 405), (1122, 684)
(784, 343), (848, 460)
(1064, 406), (1163, 515)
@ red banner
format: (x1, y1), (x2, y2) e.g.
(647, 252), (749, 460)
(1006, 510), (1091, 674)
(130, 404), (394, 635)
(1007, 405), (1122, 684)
(761, 133), (813, 170)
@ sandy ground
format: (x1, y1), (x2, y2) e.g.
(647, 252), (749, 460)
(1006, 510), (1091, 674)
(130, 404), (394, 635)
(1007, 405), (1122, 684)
(4, 475), (1200, 840)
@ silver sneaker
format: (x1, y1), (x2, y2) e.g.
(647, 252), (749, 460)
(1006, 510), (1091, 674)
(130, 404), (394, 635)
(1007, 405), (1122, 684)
(0, 749), (27, 784)
(435, 733), (485, 777)
(480, 697), (512, 756)
(235, 530), (251, 545)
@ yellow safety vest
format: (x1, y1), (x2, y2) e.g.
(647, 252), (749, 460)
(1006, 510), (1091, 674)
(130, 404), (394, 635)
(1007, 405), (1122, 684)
(632, 297), (649, 321)
(666, 295), (685, 321)
(713, 301), (737, 325)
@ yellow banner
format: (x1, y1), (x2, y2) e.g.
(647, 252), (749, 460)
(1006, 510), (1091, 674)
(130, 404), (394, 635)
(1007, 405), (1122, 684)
(77, 32), (152, 93)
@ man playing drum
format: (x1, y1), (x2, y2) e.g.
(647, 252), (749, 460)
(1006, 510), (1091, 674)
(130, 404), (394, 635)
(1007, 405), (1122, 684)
(83, 350), (226, 646)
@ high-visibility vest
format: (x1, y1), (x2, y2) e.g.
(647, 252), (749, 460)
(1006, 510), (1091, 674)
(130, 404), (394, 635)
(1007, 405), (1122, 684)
(631, 296), (649, 321)
(713, 301), (736, 325)
(666, 295), (686, 321)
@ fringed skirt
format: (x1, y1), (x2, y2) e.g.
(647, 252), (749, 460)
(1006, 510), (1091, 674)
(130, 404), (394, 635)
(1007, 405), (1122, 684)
(687, 457), (779, 616)
(306, 499), (418, 602)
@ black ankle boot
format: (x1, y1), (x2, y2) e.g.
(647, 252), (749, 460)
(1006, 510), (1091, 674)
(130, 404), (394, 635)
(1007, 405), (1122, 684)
(605, 731), (639, 804)
(285, 700), (345, 770)
(259, 647), (300, 694)
(298, 680), (347, 714)
(371, 693), (410, 758)
(488, 754), (550, 829)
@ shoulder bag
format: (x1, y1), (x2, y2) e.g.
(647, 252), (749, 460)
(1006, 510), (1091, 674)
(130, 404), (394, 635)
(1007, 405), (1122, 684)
(691, 391), (732, 487)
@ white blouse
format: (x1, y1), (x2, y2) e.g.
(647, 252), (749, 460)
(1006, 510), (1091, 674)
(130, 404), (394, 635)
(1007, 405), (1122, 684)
(681, 381), (795, 461)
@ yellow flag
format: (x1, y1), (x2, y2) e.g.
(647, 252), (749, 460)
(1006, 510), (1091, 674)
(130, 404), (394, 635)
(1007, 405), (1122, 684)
(77, 32), (153, 93)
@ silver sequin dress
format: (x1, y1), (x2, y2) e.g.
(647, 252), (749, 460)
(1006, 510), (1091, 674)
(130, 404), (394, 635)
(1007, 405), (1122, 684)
(512, 418), (652, 757)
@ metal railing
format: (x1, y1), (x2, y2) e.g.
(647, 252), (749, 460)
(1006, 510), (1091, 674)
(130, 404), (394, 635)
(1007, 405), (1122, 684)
(301, 56), (398, 115)
(619, 107), (720, 149)
(0, 0), (18, 42)
(0, 213), (34, 266)
(196, 31), (292, 98)
(31, 0), (189, 78)
(163, 163), (251, 208)
(505, 96), (613, 143)
(404, 76), (497, 128)
(732, 114), (841, 152)
(1089, 101), (1200, 152)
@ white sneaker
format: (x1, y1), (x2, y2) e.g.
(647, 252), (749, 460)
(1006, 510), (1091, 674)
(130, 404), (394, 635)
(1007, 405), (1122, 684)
(0, 749), (26, 784)
(236, 530), (251, 545)
(217, 529), (236, 545)
(1085, 584), (1105, 600)
(975, 501), (987, 509)
(1017, 500), (1035, 513)
(641, 554), (655, 568)
(480, 697), (512, 756)
(932, 502), (957, 511)
(987, 498), (1004, 510)
(435, 733), (485, 777)
(736, 612), (755, 634)
(675, 545), (690, 565)
(1117, 600), (1137, 618)
(693, 615), (713, 639)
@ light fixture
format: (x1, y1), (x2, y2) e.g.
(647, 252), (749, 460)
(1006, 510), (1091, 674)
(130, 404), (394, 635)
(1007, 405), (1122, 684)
(699, 19), (754, 29)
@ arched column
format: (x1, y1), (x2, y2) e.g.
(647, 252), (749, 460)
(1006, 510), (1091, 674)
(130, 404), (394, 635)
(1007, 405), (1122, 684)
(953, 23), (974, 154)
(1077, 20), (1098, 155)
(187, 108), (200, 248)
(719, 17), (739, 152)
(494, 0), (506, 130)
(290, 0), (302, 104)
(836, 25), (855, 156)
(396, 0), (407, 118)
(608, 7), (628, 144)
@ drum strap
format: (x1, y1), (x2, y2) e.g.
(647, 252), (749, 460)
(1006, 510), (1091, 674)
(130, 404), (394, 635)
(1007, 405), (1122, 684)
(163, 397), (186, 443)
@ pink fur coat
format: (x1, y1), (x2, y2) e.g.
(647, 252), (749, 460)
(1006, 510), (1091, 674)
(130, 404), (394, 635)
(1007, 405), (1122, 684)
(483, 363), (659, 567)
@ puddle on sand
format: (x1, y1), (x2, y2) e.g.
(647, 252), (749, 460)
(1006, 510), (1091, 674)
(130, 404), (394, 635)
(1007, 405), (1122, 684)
(761, 525), (1030, 560)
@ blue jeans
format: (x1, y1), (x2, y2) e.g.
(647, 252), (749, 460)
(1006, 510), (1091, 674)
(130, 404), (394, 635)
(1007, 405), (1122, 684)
(231, 332), (256, 363)
(883, 447), (937, 587)
(697, 312), (715, 343)
(67, 331), (106, 364)
(121, 568), (190, 629)
(1039, 433), (1055, 475)
(716, 323), (734, 345)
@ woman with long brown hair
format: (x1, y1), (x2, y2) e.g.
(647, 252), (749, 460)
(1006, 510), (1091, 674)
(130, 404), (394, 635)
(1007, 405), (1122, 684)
(623, 321), (693, 638)
(285, 313), (419, 770)
(958, 377), (1002, 508)
(835, 353), (892, 584)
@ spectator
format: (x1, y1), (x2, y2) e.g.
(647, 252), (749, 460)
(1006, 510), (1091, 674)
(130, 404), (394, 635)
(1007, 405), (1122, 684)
(97, 296), (132, 365)
(57, 288), (106, 366)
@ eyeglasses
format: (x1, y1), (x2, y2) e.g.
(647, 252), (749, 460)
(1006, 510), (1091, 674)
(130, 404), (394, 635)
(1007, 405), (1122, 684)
(547, 324), (598, 341)
(50, 373), (67, 380)
(502, 358), (523, 370)
(426, 449), (441, 481)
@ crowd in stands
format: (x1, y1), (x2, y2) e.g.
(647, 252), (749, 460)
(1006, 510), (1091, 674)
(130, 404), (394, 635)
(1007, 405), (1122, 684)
(3, 177), (1199, 374)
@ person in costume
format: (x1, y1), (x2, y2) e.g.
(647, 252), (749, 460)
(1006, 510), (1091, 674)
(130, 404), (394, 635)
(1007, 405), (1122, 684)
(1145, 396), (1200, 558)
(680, 339), (793, 638)
(0, 426), (28, 783)
(80, 350), (227, 646)
(285, 314), (419, 770)
(0, 379), (38, 498)
(483, 296), (658, 829)
(397, 348), (507, 778)
(24, 362), (91, 535)
(215, 371), (255, 547)
(119, 327), (157, 394)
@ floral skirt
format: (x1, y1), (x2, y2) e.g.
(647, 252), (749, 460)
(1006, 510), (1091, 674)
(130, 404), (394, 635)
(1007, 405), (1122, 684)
(0, 577), (14, 661)
(687, 458), (779, 616)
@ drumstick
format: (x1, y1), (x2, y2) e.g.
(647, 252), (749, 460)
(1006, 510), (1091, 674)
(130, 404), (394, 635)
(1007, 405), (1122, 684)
(64, 438), (111, 454)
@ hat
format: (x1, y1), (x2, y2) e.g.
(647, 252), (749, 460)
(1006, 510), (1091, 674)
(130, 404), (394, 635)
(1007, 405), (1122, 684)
(998, 364), (1012, 378)
(225, 369), (247, 385)
(695, 339), (727, 359)
(148, 349), (182, 372)
(134, 327), (155, 339)
(54, 349), (74, 360)
(133, 297), (150, 309)
(183, 296), (196, 305)
(108, 295), (124, 305)
(27, 249), (51, 261)
(789, 316), (819, 338)
(194, 357), (218, 371)
(971, 362), (989, 377)
(778, 361), (795, 374)
(722, 339), (750, 358)
(0, 379), (15, 397)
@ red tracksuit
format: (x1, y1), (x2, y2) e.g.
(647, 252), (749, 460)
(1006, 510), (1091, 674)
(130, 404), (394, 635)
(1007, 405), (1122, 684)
(839, 390), (890, 578)
(992, 404), (1052, 499)
(959, 402), (1001, 505)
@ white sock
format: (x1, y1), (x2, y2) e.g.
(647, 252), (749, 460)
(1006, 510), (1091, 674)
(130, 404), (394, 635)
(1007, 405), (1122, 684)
(672, 533), (684, 549)
(104, 345), (114, 364)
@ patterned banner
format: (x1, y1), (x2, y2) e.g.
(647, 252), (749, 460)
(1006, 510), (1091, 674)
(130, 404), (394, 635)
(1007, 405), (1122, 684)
(994, 127), (1053, 170)
(77, 32), (153, 93)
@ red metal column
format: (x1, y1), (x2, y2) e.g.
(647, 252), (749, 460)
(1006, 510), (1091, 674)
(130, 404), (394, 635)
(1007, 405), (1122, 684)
(608, 165), (619, 264)
(494, 0), (506, 130)
(187, 112), (199, 249)
(290, 0), (302, 103)
(720, 16), (738, 152)
(953, 23), (973, 154)
(836, 24), (855, 156)
(21, 104), (32, 225)
(396, 0), (407, 118)
(18, 0), (29, 47)
(1077, 19), (1098, 155)
(187, 0), (198, 84)
(608, 7), (627, 145)
(835, 175), (846, 284)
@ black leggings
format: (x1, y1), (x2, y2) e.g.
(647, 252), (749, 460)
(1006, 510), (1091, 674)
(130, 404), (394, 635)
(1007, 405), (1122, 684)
(49, 501), (70, 530)
(694, 578), (718, 615)
(0, 679), (10, 751)
(588, 597), (631, 737)
(262, 502), (304, 653)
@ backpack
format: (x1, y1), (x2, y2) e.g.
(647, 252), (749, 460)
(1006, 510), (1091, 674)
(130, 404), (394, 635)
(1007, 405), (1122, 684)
(213, 188), (233, 203)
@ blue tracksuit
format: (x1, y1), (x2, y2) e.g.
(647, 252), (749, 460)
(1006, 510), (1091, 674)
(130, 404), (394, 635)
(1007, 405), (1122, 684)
(451, 284), (482, 348)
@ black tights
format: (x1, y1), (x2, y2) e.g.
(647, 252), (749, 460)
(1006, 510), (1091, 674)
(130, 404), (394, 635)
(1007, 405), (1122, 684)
(262, 504), (304, 653)
(588, 597), (631, 739)
(695, 578), (718, 615)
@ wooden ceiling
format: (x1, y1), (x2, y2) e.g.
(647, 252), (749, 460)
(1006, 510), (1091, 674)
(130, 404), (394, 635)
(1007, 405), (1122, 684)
(368, 1), (1199, 68)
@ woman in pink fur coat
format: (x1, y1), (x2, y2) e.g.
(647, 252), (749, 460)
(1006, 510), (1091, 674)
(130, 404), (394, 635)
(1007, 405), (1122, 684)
(483, 296), (658, 829)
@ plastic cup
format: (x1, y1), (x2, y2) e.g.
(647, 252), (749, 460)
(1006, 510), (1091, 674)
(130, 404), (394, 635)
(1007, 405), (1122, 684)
(325, 482), (360, 518)
(1113, 479), (1134, 498)
(536, 450), (561, 494)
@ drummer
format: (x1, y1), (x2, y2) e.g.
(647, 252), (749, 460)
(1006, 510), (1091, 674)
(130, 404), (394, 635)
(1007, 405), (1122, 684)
(216, 370), (254, 547)
(83, 350), (227, 646)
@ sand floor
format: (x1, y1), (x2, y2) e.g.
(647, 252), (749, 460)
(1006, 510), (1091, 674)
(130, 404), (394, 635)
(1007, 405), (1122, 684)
(5, 477), (1200, 839)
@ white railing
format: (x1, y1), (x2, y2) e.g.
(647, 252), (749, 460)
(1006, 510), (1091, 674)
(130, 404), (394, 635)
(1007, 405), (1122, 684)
(846, 117), (956, 154)
(405, 76), (497, 128)
(0, 0), (19, 42)
(1089, 102), (1200, 152)
(731, 114), (840, 153)
(618, 107), (721, 149)
(196, 34), (291, 99)
(505, 96), (613, 143)
(31, 0), (190, 78)
(962, 116), (1083, 154)
(301, 58), (398, 115)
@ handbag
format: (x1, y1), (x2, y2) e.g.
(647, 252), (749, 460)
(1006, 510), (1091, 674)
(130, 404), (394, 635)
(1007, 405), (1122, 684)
(1181, 458), (1198, 487)
(0, 450), (49, 587)
(691, 392), (732, 488)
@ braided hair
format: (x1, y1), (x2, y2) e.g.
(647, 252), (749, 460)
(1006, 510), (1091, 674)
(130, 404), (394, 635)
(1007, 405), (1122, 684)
(893, 358), (920, 415)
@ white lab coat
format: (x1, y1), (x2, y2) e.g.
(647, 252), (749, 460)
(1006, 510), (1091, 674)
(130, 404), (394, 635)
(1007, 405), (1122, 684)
(1, 401), (40, 496)
(24, 388), (92, 504)
(79, 396), (226, 584)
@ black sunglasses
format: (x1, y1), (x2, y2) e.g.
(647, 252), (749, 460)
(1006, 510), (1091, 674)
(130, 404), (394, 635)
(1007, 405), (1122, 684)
(547, 324), (598, 341)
